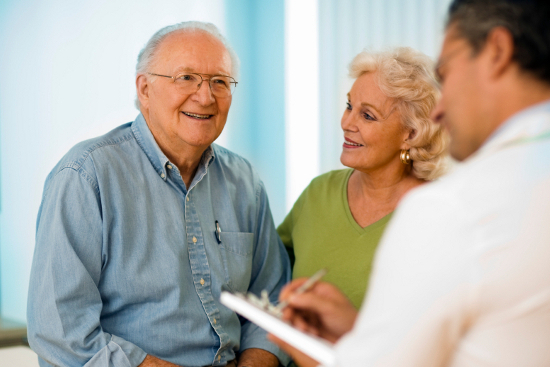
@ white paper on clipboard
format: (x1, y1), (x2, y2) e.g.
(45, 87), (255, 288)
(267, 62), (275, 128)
(220, 291), (336, 366)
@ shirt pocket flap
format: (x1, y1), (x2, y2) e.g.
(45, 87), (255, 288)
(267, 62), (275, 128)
(221, 232), (254, 257)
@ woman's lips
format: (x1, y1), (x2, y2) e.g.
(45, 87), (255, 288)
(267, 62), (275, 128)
(343, 137), (364, 148)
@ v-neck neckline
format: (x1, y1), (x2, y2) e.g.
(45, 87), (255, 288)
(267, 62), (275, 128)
(342, 169), (393, 235)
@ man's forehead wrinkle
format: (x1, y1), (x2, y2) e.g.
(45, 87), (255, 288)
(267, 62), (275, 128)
(152, 32), (232, 76)
(171, 30), (232, 68)
(171, 66), (231, 77)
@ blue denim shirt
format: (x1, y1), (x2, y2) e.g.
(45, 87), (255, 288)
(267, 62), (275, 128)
(27, 114), (291, 367)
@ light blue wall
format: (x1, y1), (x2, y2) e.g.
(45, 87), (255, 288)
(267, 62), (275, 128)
(223, 0), (287, 225)
(0, 0), (229, 323)
(0, 1), (5, 318)
(0, 0), (286, 323)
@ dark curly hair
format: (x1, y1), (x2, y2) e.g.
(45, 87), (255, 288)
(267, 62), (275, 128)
(447, 0), (550, 84)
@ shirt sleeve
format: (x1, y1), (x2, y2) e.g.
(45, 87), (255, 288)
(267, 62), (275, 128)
(329, 187), (473, 367)
(239, 180), (292, 366)
(277, 183), (309, 269)
(27, 167), (147, 367)
(277, 213), (295, 268)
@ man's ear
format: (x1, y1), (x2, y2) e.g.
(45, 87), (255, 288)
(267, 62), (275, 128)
(484, 26), (515, 79)
(136, 74), (150, 111)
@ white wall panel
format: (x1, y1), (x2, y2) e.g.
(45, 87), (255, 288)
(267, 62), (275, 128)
(285, 0), (320, 210)
(317, 0), (452, 174)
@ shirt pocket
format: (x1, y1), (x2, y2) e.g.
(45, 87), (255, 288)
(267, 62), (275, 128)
(219, 232), (254, 293)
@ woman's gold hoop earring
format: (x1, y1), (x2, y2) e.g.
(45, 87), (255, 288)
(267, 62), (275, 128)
(400, 149), (411, 165)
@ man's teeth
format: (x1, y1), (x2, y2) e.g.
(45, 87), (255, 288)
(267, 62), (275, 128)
(183, 112), (211, 119)
(345, 141), (363, 146)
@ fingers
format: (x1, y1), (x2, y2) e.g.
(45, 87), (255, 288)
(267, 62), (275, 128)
(281, 305), (321, 336)
(287, 286), (340, 315)
(280, 280), (343, 312)
(304, 281), (348, 301)
(267, 333), (290, 350)
(292, 309), (322, 335)
(280, 279), (357, 342)
(279, 278), (309, 301)
(287, 284), (358, 341)
(281, 280), (348, 306)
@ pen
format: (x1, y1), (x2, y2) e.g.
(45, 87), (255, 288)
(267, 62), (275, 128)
(214, 220), (222, 244)
(276, 268), (327, 311)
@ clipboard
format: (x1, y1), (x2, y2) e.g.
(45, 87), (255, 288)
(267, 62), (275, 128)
(220, 291), (336, 366)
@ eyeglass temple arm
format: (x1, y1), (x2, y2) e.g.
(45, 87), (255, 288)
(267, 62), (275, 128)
(147, 73), (174, 80)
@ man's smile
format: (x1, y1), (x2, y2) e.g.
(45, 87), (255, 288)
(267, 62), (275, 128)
(182, 111), (214, 119)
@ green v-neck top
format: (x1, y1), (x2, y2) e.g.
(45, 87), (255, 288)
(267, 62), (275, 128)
(277, 169), (393, 309)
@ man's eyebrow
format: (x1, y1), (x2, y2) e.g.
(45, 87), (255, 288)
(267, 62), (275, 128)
(172, 66), (231, 77)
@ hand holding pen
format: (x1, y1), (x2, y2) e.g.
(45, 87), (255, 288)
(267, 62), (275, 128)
(276, 268), (328, 311)
(276, 270), (358, 343)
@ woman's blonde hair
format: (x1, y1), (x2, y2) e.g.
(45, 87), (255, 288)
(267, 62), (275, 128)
(349, 47), (449, 180)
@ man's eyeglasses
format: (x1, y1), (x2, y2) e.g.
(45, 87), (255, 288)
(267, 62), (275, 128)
(148, 72), (238, 98)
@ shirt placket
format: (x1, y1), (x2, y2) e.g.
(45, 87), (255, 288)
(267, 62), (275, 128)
(185, 172), (232, 365)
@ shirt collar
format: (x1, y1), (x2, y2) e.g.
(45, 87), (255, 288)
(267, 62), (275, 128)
(131, 113), (216, 182)
(473, 99), (550, 159)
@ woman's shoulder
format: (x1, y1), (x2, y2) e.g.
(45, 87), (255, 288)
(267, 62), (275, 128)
(287, 168), (352, 216)
(307, 168), (353, 192)
(281, 169), (352, 231)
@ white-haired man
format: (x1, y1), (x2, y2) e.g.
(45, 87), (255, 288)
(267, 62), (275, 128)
(271, 0), (550, 366)
(27, 22), (290, 367)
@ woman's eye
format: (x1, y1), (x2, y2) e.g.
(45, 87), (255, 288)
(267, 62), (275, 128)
(346, 102), (352, 110)
(362, 112), (376, 121)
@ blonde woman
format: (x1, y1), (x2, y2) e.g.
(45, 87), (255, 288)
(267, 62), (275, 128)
(278, 47), (448, 309)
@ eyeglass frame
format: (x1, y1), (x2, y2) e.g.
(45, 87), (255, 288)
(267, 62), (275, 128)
(147, 72), (238, 97)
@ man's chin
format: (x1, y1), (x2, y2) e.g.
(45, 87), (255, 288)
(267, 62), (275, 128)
(183, 134), (220, 149)
(449, 142), (476, 162)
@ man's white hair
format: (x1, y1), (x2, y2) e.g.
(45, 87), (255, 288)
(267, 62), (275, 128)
(134, 21), (240, 110)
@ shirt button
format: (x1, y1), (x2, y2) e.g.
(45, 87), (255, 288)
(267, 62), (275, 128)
(186, 196), (189, 201)
(167, 164), (172, 169)
(192, 236), (197, 243)
(213, 318), (217, 324)
(200, 278), (205, 285)
(217, 355), (221, 361)
(160, 173), (165, 179)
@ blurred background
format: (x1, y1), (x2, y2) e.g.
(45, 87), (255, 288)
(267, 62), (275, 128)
(0, 0), (451, 331)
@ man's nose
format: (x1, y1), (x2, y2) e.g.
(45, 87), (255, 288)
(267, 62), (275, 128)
(194, 79), (215, 105)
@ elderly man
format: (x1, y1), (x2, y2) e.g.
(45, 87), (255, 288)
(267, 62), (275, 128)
(272, 0), (550, 366)
(27, 22), (290, 367)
